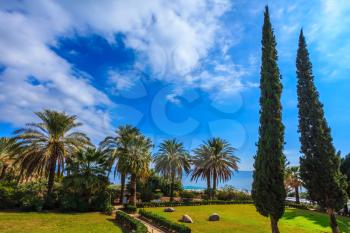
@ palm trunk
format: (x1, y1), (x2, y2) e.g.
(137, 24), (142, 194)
(0, 164), (8, 180)
(129, 173), (137, 206)
(206, 174), (211, 200)
(270, 216), (280, 233)
(327, 208), (340, 233)
(170, 175), (175, 202)
(294, 186), (300, 204)
(212, 172), (217, 200)
(119, 173), (126, 204)
(46, 157), (57, 204)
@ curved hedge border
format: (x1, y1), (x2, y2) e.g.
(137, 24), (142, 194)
(139, 209), (191, 233)
(115, 210), (148, 233)
(137, 200), (253, 208)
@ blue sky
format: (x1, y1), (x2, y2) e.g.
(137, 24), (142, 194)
(1, 0), (350, 170)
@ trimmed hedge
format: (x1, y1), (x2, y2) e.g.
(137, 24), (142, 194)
(115, 210), (147, 233)
(137, 200), (253, 208)
(122, 204), (137, 213)
(285, 201), (317, 210)
(139, 209), (191, 233)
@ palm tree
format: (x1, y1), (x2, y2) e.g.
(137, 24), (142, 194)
(69, 148), (109, 177)
(14, 110), (90, 198)
(285, 166), (302, 204)
(123, 132), (152, 205)
(0, 137), (21, 180)
(100, 125), (139, 204)
(64, 148), (110, 207)
(191, 138), (239, 199)
(191, 150), (212, 197)
(154, 139), (190, 201)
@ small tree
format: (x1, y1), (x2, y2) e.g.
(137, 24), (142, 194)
(284, 166), (302, 204)
(252, 6), (286, 233)
(297, 30), (348, 233)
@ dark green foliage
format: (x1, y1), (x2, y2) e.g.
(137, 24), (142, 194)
(134, 170), (183, 202)
(115, 210), (148, 233)
(139, 209), (191, 233)
(297, 30), (348, 212)
(137, 200), (253, 208)
(216, 185), (251, 201)
(59, 148), (112, 212)
(252, 6), (286, 223)
(340, 154), (350, 195)
(0, 181), (21, 209)
(122, 204), (137, 213)
(285, 201), (317, 210)
(0, 180), (59, 211)
(180, 190), (196, 199)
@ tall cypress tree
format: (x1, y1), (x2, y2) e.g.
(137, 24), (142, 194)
(252, 6), (285, 233)
(297, 30), (348, 233)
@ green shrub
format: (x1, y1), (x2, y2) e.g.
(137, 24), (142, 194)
(139, 209), (191, 233)
(216, 186), (251, 201)
(285, 201), (316, 210)
(0, 180), (59, 211)
(0, 181), (20, 209)
(122, 204), (137, 213)
(18, 181), (47, 211)
(137, 199), (253, 208)
(103, 203), (114, 215)
(115, 210), (147, 233)
(59, 174), (111, 212)
(180, 190), (196, 199)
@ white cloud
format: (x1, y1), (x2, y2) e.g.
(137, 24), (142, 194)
(0, 0), (251, 141)
(0, 1), (113, 141)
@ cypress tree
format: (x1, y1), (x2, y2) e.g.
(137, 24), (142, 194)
(252, 6), (285, 233)
(297, 30), (348, 233)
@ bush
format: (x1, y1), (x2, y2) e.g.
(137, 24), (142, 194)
(18, 181), (47, 211)
(0, 181), (21, 209)
(104, 204), (114, 215)
(122, 204), (137, 213)
(139, 209), (191, 233)
(285, 201), (316, 210)
(115, 210), (148, 233)
(216, 186), (251, 201)
(59, 174), (111, 212)
(0, 180), (59, 211)
(137, 199), (253, 208)
(180, 190), (196, 199)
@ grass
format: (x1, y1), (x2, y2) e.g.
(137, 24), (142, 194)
(144, 204), (350, 233)
(0, 211), (123, 233)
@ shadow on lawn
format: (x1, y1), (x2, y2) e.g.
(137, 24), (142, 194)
(282, 208), (350, 231)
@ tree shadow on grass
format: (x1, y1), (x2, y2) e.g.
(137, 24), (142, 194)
(282, 208), (350, 232)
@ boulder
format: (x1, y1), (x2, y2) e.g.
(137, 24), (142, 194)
(164, 207), (175, 212)
(181, 214), (193, 223)
(208, 213), (220, 221)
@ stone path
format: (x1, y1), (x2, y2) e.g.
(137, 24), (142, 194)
(114, 205), (166, 233)
(134, 214), (166, 233)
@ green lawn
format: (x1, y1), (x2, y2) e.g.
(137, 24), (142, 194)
(145, 204), (350, 233)
(0, 211), (122, 233)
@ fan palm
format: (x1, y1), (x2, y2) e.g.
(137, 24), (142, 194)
(68, 148), (109, 177)
(14, 110), (90, 197)
(0, 137), (21, 180)
(100, 125), (140, 204)
(191, 138), (239, 199)
(123, 133), (152, 205)
(154, 139), (190, 201)
(284, 166), (302, 204)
